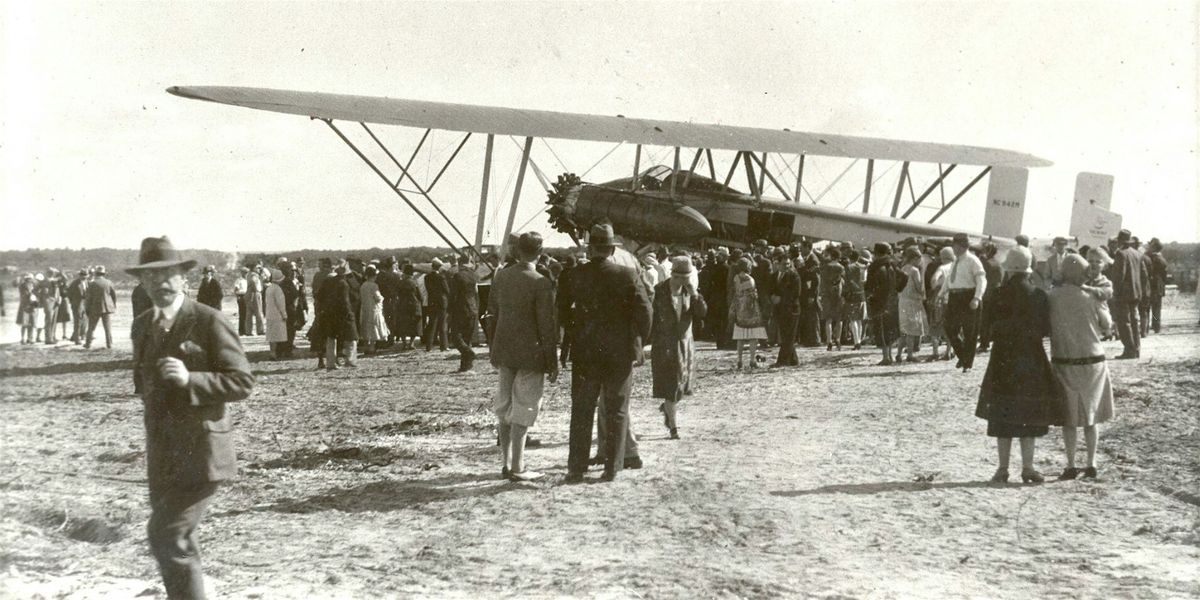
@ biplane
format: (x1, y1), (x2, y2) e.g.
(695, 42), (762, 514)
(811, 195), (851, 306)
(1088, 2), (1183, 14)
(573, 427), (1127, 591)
(166, 86), (1120, 259)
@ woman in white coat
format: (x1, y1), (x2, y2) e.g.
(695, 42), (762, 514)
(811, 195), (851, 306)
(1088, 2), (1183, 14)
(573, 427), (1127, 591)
(264, 269), (289, 358)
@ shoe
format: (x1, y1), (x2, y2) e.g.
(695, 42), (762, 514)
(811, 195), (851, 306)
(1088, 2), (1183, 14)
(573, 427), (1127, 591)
(623, 456), (643, 470)
(588, 455), (604, 466)
(1059, 467), (1081, 481)
(853, 343), (861, 350)
(669, 428), (680, 440)
(1114, 353), (1135, 360)
(501, 467), (511, 479)
(1021, 469), (1044, 484)
(961, 366), (972, 373)
(1082, 466), (1098, 479)
(827, 343), (833, 351)
(508, 469), (543, 482)
(989, 468), (1009, 483)
(955, 359), (964, 368)
(736, 361), (743, 371)
(875, 359), (893, 366)
(600, 469), (616, 482)
(564, 472), (585, 484)
(524, 437), (542, 448)
(926, 355), (940, 363)
(326, 365), (340, 371)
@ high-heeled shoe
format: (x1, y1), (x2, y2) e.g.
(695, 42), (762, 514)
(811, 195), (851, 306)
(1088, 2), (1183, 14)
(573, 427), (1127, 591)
(989, 468), (1009, 483)
(1059, 467), (1081, 481)
(1021, 469), (1044, 484)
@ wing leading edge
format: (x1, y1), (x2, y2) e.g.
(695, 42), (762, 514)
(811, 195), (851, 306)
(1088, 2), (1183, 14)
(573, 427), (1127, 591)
(167, 86), (1052, 168)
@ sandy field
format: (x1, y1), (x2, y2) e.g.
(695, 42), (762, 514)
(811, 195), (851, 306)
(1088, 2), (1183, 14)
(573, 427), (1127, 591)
(1, 293), (1197, 599)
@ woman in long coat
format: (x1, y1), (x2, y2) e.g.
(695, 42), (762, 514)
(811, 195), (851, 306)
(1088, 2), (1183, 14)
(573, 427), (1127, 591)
(264, 269), (289, 358)
(394, 264), (424, 350)
(897, 246), (929, 362)
(651, 257), (707, 440)
(975, 247), (1060, 484)
(359, 265), (390, 355)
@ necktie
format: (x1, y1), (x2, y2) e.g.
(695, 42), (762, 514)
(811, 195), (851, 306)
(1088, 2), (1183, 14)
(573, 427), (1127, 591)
(950, 256), (961, 285)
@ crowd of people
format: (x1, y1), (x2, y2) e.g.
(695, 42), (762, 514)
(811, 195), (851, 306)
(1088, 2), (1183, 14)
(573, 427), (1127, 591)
(7, 227), (1180, 599)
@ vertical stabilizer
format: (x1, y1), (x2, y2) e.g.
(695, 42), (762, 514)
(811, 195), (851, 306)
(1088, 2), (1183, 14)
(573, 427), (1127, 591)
(1070, 172), (1121, 247)
(982, 166), (1029, 238)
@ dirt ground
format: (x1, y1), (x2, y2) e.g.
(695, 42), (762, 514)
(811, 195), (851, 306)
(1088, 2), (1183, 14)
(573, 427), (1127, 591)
(1, 294), (1197, 599)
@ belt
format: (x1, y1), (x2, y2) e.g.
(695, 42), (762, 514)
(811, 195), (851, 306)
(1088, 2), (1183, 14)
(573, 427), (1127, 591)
(948, 289), (975, 295)
(1052, 355), (1106, 365)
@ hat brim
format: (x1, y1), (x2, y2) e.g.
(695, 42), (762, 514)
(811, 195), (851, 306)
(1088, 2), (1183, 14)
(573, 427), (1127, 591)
(125, 259), (197, 274)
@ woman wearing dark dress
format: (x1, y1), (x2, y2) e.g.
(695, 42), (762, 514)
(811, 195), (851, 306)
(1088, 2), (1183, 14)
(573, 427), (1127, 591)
(975, 247), (1061, 484)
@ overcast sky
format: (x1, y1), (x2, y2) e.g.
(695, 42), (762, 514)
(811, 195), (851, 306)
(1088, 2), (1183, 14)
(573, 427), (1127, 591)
(2, 0), (1197, 252)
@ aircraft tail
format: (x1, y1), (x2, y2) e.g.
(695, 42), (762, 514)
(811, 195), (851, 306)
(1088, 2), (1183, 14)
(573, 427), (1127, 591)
(982, 167), (1029, 238)
(1069, 172), (1122, 247)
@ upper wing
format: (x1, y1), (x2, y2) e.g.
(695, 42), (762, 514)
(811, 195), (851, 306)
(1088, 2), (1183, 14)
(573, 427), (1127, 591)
(167, 86), (1051, 168)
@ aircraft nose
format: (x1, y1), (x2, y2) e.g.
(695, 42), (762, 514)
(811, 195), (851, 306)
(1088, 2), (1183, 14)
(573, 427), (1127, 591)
(674, 205), (712, 239)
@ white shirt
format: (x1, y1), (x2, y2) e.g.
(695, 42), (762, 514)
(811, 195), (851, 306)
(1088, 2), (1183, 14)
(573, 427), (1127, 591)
(947, 251), (987, 301)
(232, 276), (248, 295)
(153, 293), (185, 330)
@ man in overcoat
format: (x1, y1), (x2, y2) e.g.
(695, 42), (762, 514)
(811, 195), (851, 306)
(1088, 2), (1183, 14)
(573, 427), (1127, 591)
(559, 223), (652, 483)
(448, 254), (480, 371)
(423, 258), (450, 351)
(1110, 229), (1148, 358)
(84, 265), (118, 349)
(67, 269), (89, 344)
(127, 236), (254, 599)
(196, 266), (223, 311)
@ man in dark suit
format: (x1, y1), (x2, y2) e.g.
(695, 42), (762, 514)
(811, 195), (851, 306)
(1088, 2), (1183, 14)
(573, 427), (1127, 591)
(84, 265), (118, 349)
(448, 254), (481, 372)
(488, 232), (558, 480)
(1110, 229), (1148, 359)
(770, 248), (801, 367)
(66, 269), (89, 344)
(423, 258), (450, 351)
(196, 266), (223, 311)
(127, 236), (254, 600)
(559, 223), (652, 483)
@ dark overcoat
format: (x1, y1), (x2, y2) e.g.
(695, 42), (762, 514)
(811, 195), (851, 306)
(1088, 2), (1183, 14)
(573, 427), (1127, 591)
(650, 280), (706, 401)
(316, 275), (358, 341)
(132, 298), (254, 490)
(558, 256), (652, 376)
(975, 275), (1061, 426)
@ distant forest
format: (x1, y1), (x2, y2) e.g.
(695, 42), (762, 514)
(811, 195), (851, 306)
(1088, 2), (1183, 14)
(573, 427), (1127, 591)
(0, 246), (573, 288)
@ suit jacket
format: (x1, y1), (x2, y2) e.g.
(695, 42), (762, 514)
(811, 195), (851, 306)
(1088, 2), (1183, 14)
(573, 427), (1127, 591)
(132, 284), (153, 320)
(449, 267), (480, 318)
(1111, 246), (1147, 302)
(85, 276), (118, 315)
(488, 262), (557, 372)
(773, 269), (801, 315)
(132, 298), (254, 490)
(67, 278), (88, 308)
(559, 256), (652, 374)
(425, 269), (449, 309)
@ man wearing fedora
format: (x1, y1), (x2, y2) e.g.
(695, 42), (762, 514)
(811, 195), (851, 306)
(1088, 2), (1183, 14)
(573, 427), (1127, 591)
(559, 222), (652, 483)
(1110, 229), (1148, 358)
(127, 236), (254, 599)
(83, 265), (118, 349)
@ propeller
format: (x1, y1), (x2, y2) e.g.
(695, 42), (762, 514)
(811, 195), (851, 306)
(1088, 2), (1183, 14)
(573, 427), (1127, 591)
(546, 172), (584, 239)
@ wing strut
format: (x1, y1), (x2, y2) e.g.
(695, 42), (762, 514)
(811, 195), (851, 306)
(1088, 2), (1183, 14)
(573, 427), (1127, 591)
(500, 137), (534, 259)
(321, 119), (470, 262)
(862, 159), (875, 214)
(426, 132), (472, 193)
(748, 152), (794, 202)
(928, 167), (991, 224)
(890, 161), (910, 217)
(901, 164), (958, 219)
(475, 134), (494, 251)
(359, 123), (482, 261)
(795, 155), (807, 203)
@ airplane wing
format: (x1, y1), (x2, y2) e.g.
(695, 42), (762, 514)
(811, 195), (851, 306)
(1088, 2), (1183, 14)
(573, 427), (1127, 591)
(167, 86), (1051, 168)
